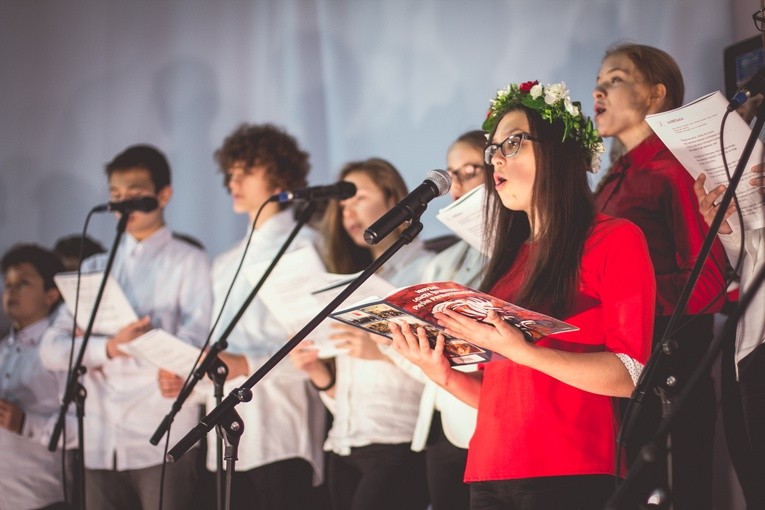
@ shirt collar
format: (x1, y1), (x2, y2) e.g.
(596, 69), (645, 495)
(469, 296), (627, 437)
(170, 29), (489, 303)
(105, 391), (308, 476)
(123, 225), (172, 257)
(241, 209), (296, 245)
(612, 133), (666, 175)
(8, 316), (50, 347)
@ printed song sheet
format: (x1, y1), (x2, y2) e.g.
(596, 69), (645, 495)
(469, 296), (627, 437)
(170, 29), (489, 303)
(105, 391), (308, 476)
(436, 185), (487, 253)
(54, 271), (138, 336)
(117, 328), (201, 376)
(248, 244), (396, 358)
(646, 91), (765, 233)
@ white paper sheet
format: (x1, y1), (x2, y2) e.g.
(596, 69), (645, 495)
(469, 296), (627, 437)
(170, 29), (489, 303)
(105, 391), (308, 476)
(436, 184), (487, 253)
(248, 244), (396, 357)
(54, 271), (138, 336)
(117, 328), (201, 376)
(646, 91), (765, 233)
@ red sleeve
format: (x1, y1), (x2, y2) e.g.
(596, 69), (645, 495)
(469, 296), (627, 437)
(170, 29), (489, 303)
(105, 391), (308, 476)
(657, 171), (727, 315)
(599, 220), (656, 363)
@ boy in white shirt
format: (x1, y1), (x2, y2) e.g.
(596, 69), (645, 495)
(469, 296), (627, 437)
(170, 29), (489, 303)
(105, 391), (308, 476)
(41, 145), (213, 510)
(0, 243), (75, 510)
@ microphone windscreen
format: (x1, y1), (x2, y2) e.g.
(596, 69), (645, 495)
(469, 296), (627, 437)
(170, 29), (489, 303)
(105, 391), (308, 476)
(426, 169), (452, 196)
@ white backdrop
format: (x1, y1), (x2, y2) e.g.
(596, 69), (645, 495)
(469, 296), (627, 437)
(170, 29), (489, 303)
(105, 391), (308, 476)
(0, 0), (751, 258)
(0, 1), (759, 507)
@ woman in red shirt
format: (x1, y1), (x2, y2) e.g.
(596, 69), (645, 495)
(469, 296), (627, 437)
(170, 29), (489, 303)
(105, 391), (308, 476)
(388, 81), (656, 509)
(593, 43), (727, 510)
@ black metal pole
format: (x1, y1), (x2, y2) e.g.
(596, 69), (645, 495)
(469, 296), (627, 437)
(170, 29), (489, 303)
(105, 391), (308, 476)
(49, 212), (130, 510)
(166, 221), (424, 463)
(614, 99), (765, 507)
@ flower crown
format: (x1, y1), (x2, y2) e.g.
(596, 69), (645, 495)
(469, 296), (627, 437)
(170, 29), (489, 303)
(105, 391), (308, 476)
(482, 81), (605, 170)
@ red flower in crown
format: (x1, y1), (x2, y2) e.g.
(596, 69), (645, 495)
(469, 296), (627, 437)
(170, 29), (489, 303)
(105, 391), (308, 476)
(519, 80), (539, 93)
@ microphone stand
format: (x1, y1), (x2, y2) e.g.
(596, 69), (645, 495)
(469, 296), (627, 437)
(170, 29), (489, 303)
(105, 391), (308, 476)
(610, 99), (765, 508)
(150, 201), (317, 510)
(49, 212), (131, 510)
(608, 262), (765, 509)
(166, 221), (425, 488)
(209, 359), (228, 510)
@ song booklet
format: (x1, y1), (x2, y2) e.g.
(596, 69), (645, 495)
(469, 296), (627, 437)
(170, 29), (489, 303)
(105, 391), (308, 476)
(329, 281), (578, 366)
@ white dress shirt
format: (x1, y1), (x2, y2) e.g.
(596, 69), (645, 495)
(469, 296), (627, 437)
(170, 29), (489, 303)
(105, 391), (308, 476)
(720, 228), (765, 376)
(0, 313), (76, 510)
(421, 240), (484, 290)
(40, 226), (213, 471)
(322, 240), (430, 456)
(205, 209), (326, 482)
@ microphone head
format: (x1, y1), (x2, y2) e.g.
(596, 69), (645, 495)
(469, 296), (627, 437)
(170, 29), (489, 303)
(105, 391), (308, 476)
(337, 181), (357, 200)
(132, 196), (160, 212)
(91, 196), (159, 213)
(426, 169), (452, 196)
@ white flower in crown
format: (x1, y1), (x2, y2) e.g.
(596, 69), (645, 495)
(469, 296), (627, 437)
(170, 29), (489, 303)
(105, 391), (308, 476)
(482, 79), (604, 172)
(543, 82), (568, 105)
(564, 97), (580, 117)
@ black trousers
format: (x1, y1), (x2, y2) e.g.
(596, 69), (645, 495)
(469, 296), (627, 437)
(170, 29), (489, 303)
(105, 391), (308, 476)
(469, 475), (615, 510)
(622, 314), (716, 510)
(225, 457), (315, 510)
(426, 412), (470, 510)
(85, 448), (200, 510)
(723, 340), (765, 509)
(327, 443), (428, 510)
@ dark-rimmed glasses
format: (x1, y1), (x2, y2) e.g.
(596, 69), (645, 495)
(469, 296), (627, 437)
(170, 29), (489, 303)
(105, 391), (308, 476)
(446, 163), (484, 184)
(754, 8), (765, 32)
(484, 133), (537, 165)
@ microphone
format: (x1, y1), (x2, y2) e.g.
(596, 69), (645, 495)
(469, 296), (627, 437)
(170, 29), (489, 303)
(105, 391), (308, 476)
(273, 181), (357, 203)
(363, 169), (451, 245)
(729, 68), (765, 111)
(91, 196), (159, 213)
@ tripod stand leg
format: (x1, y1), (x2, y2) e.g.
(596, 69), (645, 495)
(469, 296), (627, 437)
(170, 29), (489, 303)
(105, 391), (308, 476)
(217, 409), (244, 510)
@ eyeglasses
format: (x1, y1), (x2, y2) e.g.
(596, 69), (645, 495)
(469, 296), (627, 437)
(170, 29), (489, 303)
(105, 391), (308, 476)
(484, 133), (537, 165)
(754, 8), (765, 32)
(446, 163), (484, 184)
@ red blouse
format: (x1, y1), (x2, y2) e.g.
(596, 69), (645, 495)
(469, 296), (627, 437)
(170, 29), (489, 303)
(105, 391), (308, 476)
(595, 134), (726, 316)
(464, 215), (655, 481)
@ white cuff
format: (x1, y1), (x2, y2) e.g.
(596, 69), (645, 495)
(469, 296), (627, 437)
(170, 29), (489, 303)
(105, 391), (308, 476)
(615, 352), (644, 386)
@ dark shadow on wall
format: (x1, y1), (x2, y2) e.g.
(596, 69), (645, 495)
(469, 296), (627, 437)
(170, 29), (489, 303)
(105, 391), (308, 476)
(152, 57), (230, 254)
(33, 172), (104, 248)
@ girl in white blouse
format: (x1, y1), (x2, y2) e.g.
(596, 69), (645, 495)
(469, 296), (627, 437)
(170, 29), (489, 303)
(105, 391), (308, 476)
(290, 158), (430, 510)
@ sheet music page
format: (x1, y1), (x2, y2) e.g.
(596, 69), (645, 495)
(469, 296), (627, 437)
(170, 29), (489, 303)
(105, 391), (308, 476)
(248, 244), (396, 357)
(117, 328), (201, 376)
(54, 271), (139, 336)
(645, 91), (765, 233)
(436, 184), (487, 253)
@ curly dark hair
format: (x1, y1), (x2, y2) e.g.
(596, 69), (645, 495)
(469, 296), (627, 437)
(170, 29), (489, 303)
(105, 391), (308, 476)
(213, 123), (310, 198)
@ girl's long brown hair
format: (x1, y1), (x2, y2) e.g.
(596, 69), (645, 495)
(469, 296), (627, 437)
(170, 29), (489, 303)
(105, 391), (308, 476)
(481, 107), (595, 317)
(321, 158), (409, 274)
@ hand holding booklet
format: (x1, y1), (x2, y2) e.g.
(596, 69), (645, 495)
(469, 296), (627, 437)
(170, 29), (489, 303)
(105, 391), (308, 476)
(117, 329), (201, 376)
(645, 90), (765, 233)
(55, 271), (201, 376)
(329, 281), (578, 366)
